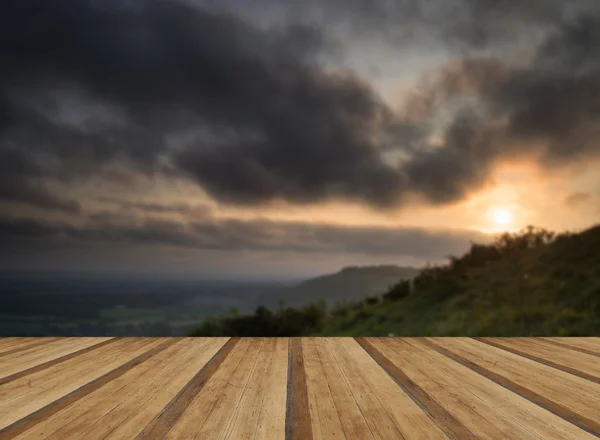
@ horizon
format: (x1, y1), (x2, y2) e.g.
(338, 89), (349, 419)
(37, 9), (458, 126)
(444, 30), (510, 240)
(0, 261), (422, 283)
(1, 0), (600, 277)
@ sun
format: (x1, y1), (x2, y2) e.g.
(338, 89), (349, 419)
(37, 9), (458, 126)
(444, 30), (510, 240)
(489, 206), (513, 227)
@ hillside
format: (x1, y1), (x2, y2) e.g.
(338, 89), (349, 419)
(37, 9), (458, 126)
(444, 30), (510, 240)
(190, 225), (600, 336)
(318, 225), (600, 336)
(256, 265), (419, 308)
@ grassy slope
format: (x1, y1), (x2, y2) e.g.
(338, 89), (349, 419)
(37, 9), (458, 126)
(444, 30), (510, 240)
(256, 265), (419, 308)
(315, 225), (600, 336)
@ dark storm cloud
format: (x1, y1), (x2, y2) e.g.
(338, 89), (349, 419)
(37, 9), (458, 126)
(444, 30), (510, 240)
(0, 0), (599, 212)
(0, 214), (487, 259)
(0, 0), (410, 209)
(231, 0), (572, 49)
(493, 17), (600, 163)
(397, 13), (600, 203)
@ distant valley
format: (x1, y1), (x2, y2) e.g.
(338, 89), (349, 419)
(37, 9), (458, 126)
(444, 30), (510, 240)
(0, 265), (416, 336)
(256, 265), (419, 309)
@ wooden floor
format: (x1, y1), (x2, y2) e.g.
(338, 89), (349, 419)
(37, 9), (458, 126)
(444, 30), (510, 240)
(0, 338), (599, 439)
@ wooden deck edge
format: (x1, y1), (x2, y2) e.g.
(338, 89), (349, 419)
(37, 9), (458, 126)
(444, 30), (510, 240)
(422, 338), (600, 438)
(285, 337), (313, 440)
(475, 337), (600, 385)
(355, 337), (478, 440)
(0, 338), (120, 386)
(0, 338), (178, 440)
(135, 337), (239, 440)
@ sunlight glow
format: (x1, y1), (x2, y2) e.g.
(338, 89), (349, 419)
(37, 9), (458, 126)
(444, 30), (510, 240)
(490, 207), (513, 227)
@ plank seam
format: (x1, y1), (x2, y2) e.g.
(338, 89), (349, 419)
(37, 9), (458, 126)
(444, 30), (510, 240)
(355, 337), (478, 440)
(338, 339), (407, 440)
(325, 338), (396, 440)
(285, 337), (313, 440)
(0, 338), (63, 358)
(536, 339), (600, 358)
(423, 338), (600, 438)
(474, 337), (600, 385)
(0, 338), (119, 386)
(135, 337), (239, 440)
(0, 338), (179, 440)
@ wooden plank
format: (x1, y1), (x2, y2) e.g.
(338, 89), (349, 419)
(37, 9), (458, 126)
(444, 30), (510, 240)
(357, 338), (476, 440)
(365, 338), (596, 440)
(325, 338), (403, 440)
(0, 339), (155, 414)
(0, 338), (80, 369)
(255, 338), (289, 440)
(0, 338), (168, 432)
(286, 338), (313, 440)
(17, 338), (196, 440)
(311, 338), (374, 440)
(163, 338), (254, 439)
(109, 338), (228, 440)
(9, 339), (195, 440)
(544, 338), (600, 355)
(221, 338), (276, 439)
(303, 337), (345, 440)
(0, 338), (176, 439)
(1, 336), (599, 439)
(334, 338), (449, 440)
(0, 337), (114, 379)
(193, 338), (265, 440)
(0, 338), (118, 386)
(477, 338), (600, 384)
(0, 339), (30, 351)
(542, 338), (600, 357)
(424, 337), (600, 436)
(134, 337), (237, 440)
(0, 339), (61, 357)
(46, 338), (228, 440)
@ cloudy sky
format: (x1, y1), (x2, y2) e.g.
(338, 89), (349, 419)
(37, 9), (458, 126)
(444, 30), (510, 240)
(1, 0), (599, 278)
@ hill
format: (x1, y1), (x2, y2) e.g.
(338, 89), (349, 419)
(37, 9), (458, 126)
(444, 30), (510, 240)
(190, 225), (600, 336)
(255, 265), (419, 308)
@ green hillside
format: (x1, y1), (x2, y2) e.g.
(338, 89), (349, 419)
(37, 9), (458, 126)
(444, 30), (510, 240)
(256, 265), (419, 308)
(190, 225), (600, 337)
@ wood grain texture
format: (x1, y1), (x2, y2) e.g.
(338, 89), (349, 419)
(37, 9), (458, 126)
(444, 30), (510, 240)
(0, 338), (176, 439)
(0, 338), (117, 386)
(0, 337), (598, 440)
(363, 338), (596, 440)
(477, 337), (600, 384)
(135, 337), (236, 440)
(543, 337), (600, 356)
(303, 337), (345, 440)
(163, 338), (253, 439)
(334, 338), (449, 440)
(10, 340), (201, 440)
(541, 338), (600, 357)
(424, 337), (600, 436)
(0, 337), (114, 380)
(356, 337), (476, 440)
(0, 339), (62, 357)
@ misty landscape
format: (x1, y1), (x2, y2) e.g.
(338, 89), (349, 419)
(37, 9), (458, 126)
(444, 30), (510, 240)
(0, 265), (418, 336)
(1, 0), (599, 337)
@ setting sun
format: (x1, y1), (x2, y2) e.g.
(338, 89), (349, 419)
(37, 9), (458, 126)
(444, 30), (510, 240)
(490, 206), (513, 227)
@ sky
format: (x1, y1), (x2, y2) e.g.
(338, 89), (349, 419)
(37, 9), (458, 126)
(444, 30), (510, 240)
(1, 0), (599, 278)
